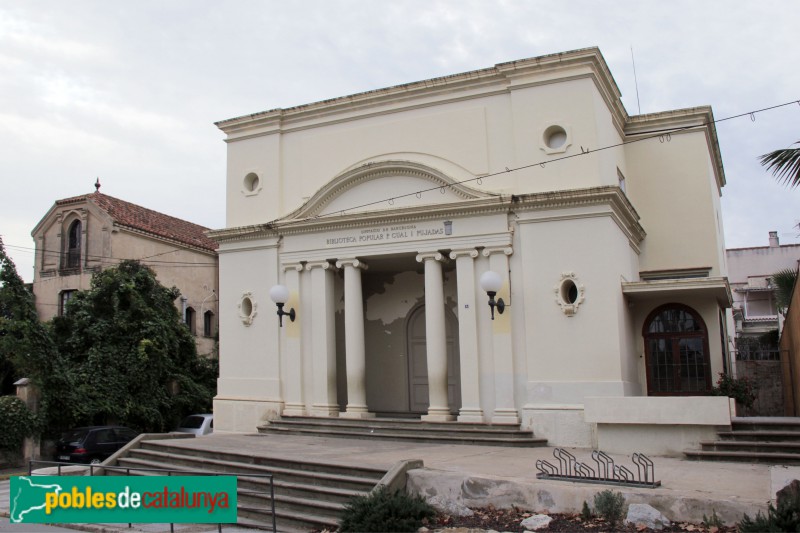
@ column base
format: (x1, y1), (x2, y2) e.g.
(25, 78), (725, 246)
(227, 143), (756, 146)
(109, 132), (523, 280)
(310, 404), (341, 417)
(457, 408), (485, 423)
(422, 407), (455, 422)
(340, 405), (375, 419)
(282, 404), (306, 417)
(491, 408), (520, 425)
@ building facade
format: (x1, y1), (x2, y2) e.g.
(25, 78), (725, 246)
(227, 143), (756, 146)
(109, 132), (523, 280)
(210, 48), (732, 451)
(727, 232), (800, 346)
(31, 188), (219, 356)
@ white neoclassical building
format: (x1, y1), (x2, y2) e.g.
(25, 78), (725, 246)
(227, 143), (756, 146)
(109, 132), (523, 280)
(210, 47), (734, 453)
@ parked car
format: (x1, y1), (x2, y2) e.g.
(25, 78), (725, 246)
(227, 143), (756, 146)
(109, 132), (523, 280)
(54, 426), (139, 465)
(174, 413), (213, 436)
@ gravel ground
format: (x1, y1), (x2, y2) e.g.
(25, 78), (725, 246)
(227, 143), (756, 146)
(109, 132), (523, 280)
(428, 506), (738, 532)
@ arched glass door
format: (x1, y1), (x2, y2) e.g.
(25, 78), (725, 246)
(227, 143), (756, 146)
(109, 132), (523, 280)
(643, 304), (712, 395)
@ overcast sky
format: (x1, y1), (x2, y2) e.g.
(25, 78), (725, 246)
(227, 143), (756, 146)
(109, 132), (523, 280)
(2, 1), (798, 282)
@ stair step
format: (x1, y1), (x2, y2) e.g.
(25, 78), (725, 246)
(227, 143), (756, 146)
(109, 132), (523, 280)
(685, 449), (800, 464)
(266, 419), (534, 438)
(259, 425), (547, 447)
(238, 502), (340, 532)
(120, 450), (379, 491)
(720, 430), (800, 441)
(273, 415), (523, 431)
(139, 440), (385, 479)
(108, 444), (380, 531)
(732, 417), (800, 433)
(700, 440), (800, 454)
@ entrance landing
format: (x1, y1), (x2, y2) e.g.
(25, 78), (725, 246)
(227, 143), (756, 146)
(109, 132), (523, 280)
(258, 415), (547, 447)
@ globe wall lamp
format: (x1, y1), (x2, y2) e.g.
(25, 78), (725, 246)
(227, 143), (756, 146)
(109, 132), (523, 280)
(269, 284), (296, 327)
(479, 271), (505, 320)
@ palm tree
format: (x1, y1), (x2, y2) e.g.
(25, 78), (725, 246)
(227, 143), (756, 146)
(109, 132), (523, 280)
(773, 267), (798, 313)
(760, 142), (800, 188)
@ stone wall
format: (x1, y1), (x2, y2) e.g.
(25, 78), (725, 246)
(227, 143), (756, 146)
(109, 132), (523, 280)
(736, 360), (786, 416)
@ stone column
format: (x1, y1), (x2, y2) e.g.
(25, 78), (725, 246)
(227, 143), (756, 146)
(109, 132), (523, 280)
(335, 258), (374, 418)
(450, 248), (484, 422)
(483, 246), (519, 424)
(280, 262), (305, 416)
(15, 378), (40, 461)
(306, 260), (339, 417)
(416, 252), (454, 422)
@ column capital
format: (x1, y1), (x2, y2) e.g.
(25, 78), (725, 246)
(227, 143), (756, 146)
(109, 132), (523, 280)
(306, 260), (338, 271)
(282, 262), (304, 272)
(449, 248), (479, 260)
(335, 258), (368, 270)
(416, 251), (449, 264)
(482, 246), (513, 257)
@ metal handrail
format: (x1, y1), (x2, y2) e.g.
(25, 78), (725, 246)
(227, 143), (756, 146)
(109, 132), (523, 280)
(27, 460), (276, 532)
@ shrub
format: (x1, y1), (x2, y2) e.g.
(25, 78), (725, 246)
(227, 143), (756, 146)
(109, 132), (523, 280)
(740, 480), (800, 532)
(581, 500), (592, 520)
(711, 373), (758, 409)
(0, 396), (38, 461)
(593, 489), (626, 527)
(702, 509), (725, 528)
(339, 485), (436, 532)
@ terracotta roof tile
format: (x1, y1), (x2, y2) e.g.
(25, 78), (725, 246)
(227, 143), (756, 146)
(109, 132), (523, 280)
(56, 192), (218, 252)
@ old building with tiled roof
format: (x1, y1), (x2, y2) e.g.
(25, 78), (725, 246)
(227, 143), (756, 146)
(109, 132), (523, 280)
(31, 186), (219, 356)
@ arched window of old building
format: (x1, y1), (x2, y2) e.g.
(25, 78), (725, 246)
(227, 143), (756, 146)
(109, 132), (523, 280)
(66, 220), (82, 269)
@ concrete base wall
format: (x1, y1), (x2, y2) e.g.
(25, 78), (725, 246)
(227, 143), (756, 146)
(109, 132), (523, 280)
(595, 424), (722, 457)
(522, 406), (594, 448)
(212, 398), (283, 432)
(583, 396), (733, 456)
(407, 469), (764, 525)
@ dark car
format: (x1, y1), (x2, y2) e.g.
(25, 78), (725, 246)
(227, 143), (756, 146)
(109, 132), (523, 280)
(54, 426), (139, 465)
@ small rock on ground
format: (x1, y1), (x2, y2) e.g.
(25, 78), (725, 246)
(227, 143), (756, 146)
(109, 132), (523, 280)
(625, 503), (671, 530)
(521, 514), (553, 531)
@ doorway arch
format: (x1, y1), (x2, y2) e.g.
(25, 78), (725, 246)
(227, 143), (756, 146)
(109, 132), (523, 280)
(643, 303), (712, 395)
(406, 304), (461, 414)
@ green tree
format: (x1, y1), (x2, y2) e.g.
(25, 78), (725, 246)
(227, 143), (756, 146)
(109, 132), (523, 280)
(51, 260), (216, 433)
(0, 237), (60, 396)
(760, 141), (800, 188)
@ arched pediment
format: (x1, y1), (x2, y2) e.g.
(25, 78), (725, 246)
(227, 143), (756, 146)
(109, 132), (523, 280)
(284, 161), (493, 220)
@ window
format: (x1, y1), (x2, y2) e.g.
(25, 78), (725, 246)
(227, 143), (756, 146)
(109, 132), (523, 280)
(185, 307), (196, 335)
(59, 290), (77, 316)
(617, 168), (627, 193)
(203, 310), (214, 337)
(643, 304), (711, 395)
(66, 220), (82, 269)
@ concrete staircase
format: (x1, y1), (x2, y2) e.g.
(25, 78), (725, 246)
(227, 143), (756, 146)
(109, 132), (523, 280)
(685, 417), (800, 464)
(108, 438), (387, 531)
(258, 415), (548, 447)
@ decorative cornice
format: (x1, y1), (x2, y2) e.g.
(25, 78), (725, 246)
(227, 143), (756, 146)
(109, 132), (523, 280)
(213, 47), (640, 146)
(207, 224), (279, 244)
(622, 276), (732, 307)
(624, 106), (725, 190)
(269, 196), (511, 237)
(285, 160), (494, 220)
(512, 186), (646, 248)
(209, 186), (645, 250)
